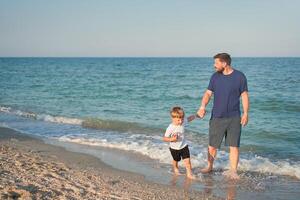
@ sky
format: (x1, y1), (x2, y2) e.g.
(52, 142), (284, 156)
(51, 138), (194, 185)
(0, 0), (299, 57)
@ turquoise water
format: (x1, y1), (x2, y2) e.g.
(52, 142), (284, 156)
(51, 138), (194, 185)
(1, 57), (300, 179)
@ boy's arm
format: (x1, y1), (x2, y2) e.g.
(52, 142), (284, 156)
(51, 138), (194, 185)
(163, 135), (177, 142)
(163, 127), (178, 142)
(187, 114), (199, 122)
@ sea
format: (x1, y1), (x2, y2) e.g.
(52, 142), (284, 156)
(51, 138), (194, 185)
(1, 57), (300, 198)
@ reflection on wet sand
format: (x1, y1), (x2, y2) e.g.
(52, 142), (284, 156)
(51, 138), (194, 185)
(169, 173), (238, 200)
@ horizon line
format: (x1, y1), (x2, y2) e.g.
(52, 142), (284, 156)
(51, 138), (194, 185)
(1, 56), (300, 58)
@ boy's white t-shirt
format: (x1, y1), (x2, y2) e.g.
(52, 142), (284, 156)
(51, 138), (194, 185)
(164, 119), (188, 150)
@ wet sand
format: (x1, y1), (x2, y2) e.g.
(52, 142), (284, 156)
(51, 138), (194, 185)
(0, 127), (211, 199)
(1, 126), (299, 200)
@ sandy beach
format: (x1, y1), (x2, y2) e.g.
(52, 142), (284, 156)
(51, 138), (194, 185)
(0, 127), (210, 200)
(1, 126), (300, 200)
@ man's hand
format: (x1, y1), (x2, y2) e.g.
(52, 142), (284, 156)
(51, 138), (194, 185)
(241, 113), (248, 127)
(197, 90), (212, 119)
(197, 107), (206, 118)
(241, 91), (249, 127)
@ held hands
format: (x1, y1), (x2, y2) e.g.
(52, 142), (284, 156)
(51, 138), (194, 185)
(188, 113), (203, 122)
(241, 113), (248, 127)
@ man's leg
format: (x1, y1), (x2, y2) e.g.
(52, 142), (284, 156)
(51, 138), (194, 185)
(229, 146), (239, 172)
(202, 118), (227, 173)
(201, 145), (217, 173)
(224, 117), (241, 180)
(223, 147), (240, 180)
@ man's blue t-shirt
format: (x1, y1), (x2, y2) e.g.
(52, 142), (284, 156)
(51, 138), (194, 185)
(208, 70), (248, 119)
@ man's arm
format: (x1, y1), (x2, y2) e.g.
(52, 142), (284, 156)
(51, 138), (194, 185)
(197, 89), (213, 118)
(241, 91), (249, 126)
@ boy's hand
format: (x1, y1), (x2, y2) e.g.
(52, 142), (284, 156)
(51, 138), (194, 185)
(187, 115), (196, 122)
(170, 134), (178, 142)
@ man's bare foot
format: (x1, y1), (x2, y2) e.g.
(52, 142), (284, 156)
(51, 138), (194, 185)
(223, 170), (240, 180)
(200, 167), (213, 173)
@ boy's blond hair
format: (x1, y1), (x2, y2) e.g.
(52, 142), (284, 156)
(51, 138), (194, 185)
(170, 106), (185, 118)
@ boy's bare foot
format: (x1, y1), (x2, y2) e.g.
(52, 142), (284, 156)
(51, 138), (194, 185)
(187, 173), (196, 180)
(200, 167), (213, 173)
(174, 169), (182, 175)
(223, 170), (240, 180)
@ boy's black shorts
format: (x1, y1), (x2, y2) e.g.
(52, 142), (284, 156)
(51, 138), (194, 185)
(169, 145), (190, 162)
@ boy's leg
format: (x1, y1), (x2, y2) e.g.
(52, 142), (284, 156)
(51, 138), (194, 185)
(169, 148), (181, 175)
(180, 146), (195, 179)
(172, 160), (181, 175)
(183, 158), (195, 179)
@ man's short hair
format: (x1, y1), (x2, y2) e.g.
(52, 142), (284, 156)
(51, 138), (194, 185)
(214, 53), (231, 66)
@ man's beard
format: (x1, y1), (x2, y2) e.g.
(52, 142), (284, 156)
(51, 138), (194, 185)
(215, 67), (224, 73)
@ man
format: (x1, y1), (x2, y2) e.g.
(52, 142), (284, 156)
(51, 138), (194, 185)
(197, 53), (249, 180)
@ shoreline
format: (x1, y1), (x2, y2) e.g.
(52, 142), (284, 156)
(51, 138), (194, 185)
(0, 126), (209, 199)
(1, 126), (300, 199)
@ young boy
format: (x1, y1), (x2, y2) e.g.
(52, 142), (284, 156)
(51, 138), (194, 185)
(163, 106), (198, 179)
